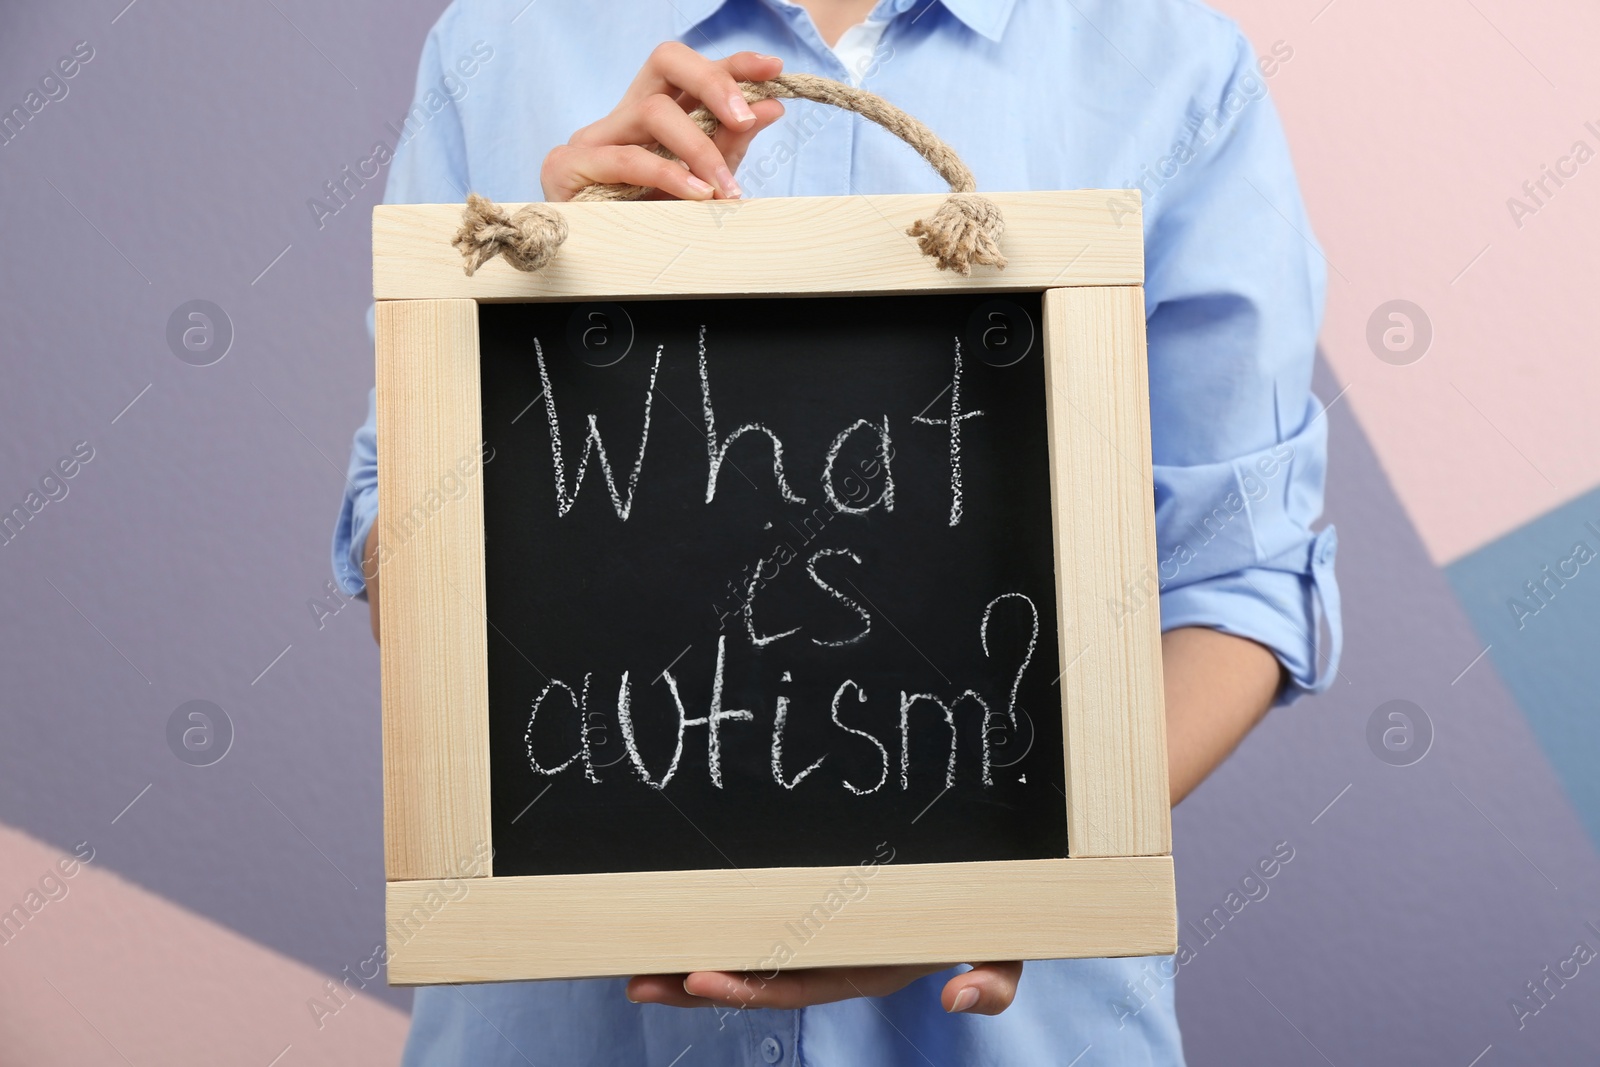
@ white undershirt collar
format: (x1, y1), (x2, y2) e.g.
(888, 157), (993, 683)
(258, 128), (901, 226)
(829, 18), (890, 86)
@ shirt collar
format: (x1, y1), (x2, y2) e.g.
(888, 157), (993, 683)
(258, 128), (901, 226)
(932, 0), (1018, 41)
(672, 0), (1018, 43)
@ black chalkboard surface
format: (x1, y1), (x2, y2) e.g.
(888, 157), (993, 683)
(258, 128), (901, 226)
(479, 293), (1066, 878)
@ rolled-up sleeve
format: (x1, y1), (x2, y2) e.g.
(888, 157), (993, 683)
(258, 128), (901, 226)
(330, 18), (472, 598)
(1145, 29), (1342, 702)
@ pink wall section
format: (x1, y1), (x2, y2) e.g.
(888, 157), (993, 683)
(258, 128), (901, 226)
(1217, 0), (1600, 564)
(0, 822), (409, 1067)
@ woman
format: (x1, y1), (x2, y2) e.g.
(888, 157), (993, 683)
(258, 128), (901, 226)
(333, 0), (1340, 1061)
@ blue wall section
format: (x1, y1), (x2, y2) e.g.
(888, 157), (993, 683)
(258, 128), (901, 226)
(1446, 486), (1600, 852)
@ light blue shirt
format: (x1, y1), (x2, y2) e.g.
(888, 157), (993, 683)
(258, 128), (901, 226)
(334, 0), (1341, 1062)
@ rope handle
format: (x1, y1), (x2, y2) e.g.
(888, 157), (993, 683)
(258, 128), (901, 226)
(454, 73), (1007, 277)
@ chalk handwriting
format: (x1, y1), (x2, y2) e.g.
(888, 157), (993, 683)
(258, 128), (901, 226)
(524, 594), (1039, 793)
(536, 338), (660, 519)
(831, 680), (889, 795)
(699, 325), (807, 505)
(822, 417), (895, 515)
(980, 592), (1039, 740)
(913, 338), (984, 526)
(771, 673), (826, 790)
(806, 548), (871, 646)
(516, 322), (1046, 799)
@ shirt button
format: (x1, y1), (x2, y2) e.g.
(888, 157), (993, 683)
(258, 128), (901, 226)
(760, 1035), (783, 1063)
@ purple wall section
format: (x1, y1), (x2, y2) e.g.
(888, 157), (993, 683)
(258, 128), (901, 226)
(2, 1), (1596, 1063)
(0, 0), (433, 1013)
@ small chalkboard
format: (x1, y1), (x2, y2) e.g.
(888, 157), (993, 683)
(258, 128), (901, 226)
(372, 191), (1174, 985)
(480, 293), (1065, 877)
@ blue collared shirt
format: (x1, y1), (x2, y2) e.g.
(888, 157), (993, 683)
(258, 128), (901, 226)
(334, 0), (1340, 1061)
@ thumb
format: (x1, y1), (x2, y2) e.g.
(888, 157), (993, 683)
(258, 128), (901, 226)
(941, 961), (1024, 1016)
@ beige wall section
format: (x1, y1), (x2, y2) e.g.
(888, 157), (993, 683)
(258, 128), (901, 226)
(376, 299), (494, 882)
(0, 821), (408, 1066)
(1042, 287), (1171, 858)
(374, 191), (1144, 301)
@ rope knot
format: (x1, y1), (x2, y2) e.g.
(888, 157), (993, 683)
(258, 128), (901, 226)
(453, 192), (568, 276)
(906, 193), (1008, 275)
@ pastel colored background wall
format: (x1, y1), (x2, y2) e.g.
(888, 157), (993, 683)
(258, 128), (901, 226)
(2, 1), (1596, 1064)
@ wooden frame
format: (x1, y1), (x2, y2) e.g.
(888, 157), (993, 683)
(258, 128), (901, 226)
(374, 190), (1173, 984)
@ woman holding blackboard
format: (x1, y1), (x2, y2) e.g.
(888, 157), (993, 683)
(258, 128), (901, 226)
(334, 0), (1339, 1062)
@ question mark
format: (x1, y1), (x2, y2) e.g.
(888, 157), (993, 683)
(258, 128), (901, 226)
(980, 593), (1038, 765)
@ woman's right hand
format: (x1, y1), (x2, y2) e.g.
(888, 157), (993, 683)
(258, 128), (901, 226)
(541, 44), (787, 203)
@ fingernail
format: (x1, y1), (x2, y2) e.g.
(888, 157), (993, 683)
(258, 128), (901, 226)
(716, 166), (742, 199)
(730, 94), (756, 124)
(626, 991), (640, 1003)
(686, 175), (715, 197)
(950, 987), (980, 1013)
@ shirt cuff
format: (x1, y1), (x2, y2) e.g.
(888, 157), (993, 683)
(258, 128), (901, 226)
(332, 487), (377, 600)
(1158, 525), (1341, 704)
